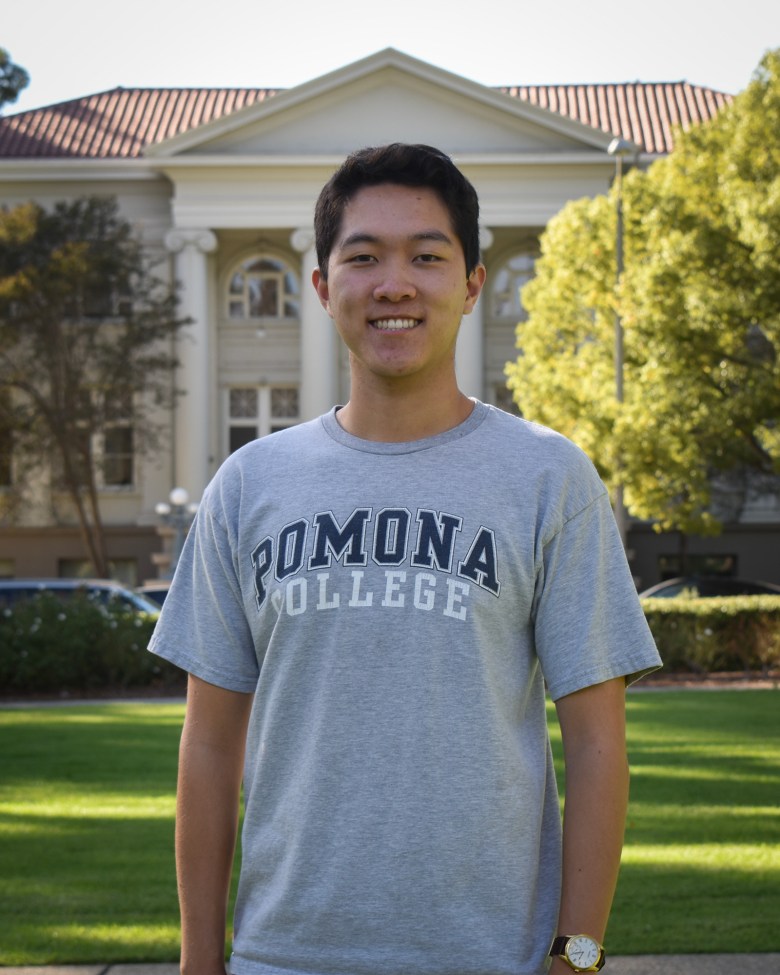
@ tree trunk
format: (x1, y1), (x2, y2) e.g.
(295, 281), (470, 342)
(84, 472), (110, 577)
(59, 445), (111, 578)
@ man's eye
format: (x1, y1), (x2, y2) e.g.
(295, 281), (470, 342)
(416, 253), (443, 263)
(349, 254), (376, 263)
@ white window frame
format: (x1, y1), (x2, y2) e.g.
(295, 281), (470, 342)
(225, 386), (300, 455)
(51, 420), (136, 493)
(226, 255), (300, 321)
(98, 423), (135, 489)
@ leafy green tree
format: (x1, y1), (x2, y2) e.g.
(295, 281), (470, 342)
(0, 197), (187, 576)
(506, 49), (780, 538)
(0, 48), (29, 111)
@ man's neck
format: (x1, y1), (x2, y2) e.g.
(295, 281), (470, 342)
(335, 381), (475, 443)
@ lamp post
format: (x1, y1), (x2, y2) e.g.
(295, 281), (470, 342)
(155, 487), (199, 579)
(608, 137), (633, 550)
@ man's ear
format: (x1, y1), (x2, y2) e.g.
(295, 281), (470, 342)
(312, 267), (331, 316)
(463, 264), (487, 315)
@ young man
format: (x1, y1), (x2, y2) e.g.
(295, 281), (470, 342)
(150, 143), (661, 975)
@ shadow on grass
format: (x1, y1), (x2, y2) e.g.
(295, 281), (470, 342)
(609, 858), (780, 954)
(2, 694), (778, 961)
(0, 812), (180, 963)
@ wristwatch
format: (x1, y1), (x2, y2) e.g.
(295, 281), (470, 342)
(549, 934), (606, 972)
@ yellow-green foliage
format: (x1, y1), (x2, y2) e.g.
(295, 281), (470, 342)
(506, 49), (780, 537)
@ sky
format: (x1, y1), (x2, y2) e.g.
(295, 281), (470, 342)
(3, 0), (779, 114)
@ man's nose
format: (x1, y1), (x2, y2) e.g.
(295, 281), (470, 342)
(373, 263), (416, 302)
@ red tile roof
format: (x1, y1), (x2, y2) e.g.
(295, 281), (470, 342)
(0, 88), (278, 159)
(501, 82), (732, 155)
(0, 82), (731, 159)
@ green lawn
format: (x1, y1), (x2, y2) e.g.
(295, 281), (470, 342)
(0, 702), (189, 964)
(601, 691), (780, 954)
(0, 690), (778, 963)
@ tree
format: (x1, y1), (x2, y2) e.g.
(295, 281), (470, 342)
(0, 197), (188, 576)
(506, 49), (780, 538)
(0, 48), (29, 111)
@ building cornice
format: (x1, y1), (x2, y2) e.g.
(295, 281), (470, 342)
(0, 159), (160, 181)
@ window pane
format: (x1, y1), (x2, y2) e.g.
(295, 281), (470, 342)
(103, 455), (133, 486)
(105, 427), (132, 453)
(230, 388), (258, 419)
(260, 279), (279, 316)
(230, 426), (257, 453)
(284, 272), (300, 296)
(492, 252), (536, 319)
(248, 278), (279, 317)
(103, 427), (133, 486)
(227, 256), (300, 322)
(247, 258), (282, 274)
(271, 388), (299, 419)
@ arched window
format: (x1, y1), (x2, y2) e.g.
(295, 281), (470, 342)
(491, 252), (536, 320)
(227, 255), (300, 320)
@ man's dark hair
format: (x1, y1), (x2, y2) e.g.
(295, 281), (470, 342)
(314, 143), (481, 279)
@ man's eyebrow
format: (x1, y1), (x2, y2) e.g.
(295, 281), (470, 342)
(339, 232), (381, 249)
(338, 229), (455, 248)
(412, 230), (454, 246)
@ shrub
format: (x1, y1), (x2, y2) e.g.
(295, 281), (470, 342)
(3, 591), (779, 696)
(0, 592), (183, 695)
(641, 595), (780, 673)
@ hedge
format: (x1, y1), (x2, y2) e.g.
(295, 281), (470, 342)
(0, 592), (183, 695)
(2, 592), (779, 696)
(641, 595), (780, 673)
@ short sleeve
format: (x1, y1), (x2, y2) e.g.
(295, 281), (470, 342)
(148, 499), (261, 693)
(533, 491), (661, 701)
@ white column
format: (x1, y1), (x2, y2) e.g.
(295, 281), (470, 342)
(455, 226), (493, 401)
(292, 229), (339, 420)
(165, 228), (217, 499)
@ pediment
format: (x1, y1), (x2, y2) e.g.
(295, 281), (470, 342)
(146, 49), (613, 160)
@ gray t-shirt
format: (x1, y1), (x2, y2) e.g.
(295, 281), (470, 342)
(150, 401), (661, 975)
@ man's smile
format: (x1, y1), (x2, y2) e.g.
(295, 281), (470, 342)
(369, 317), (421, 331)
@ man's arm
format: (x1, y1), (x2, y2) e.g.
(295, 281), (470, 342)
(176, 674), (254, 975)
(551, 677), (630, 972)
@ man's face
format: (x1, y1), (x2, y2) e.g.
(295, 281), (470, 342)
(313, 183), (485, 390)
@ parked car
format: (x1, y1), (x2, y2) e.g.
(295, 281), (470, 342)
(639, 576), (780, 598)
(0, 578), (161, 615)
(135, 582), (171, 608)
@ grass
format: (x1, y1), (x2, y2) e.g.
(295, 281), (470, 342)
(0, 690), (778, 963)
(582, 691), (780, 954)
(0, 703), (191, 964)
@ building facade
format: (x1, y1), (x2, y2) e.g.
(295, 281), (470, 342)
(2, 48), (775, 589)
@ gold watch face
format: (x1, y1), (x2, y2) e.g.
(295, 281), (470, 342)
(566, 935), (601, 970)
